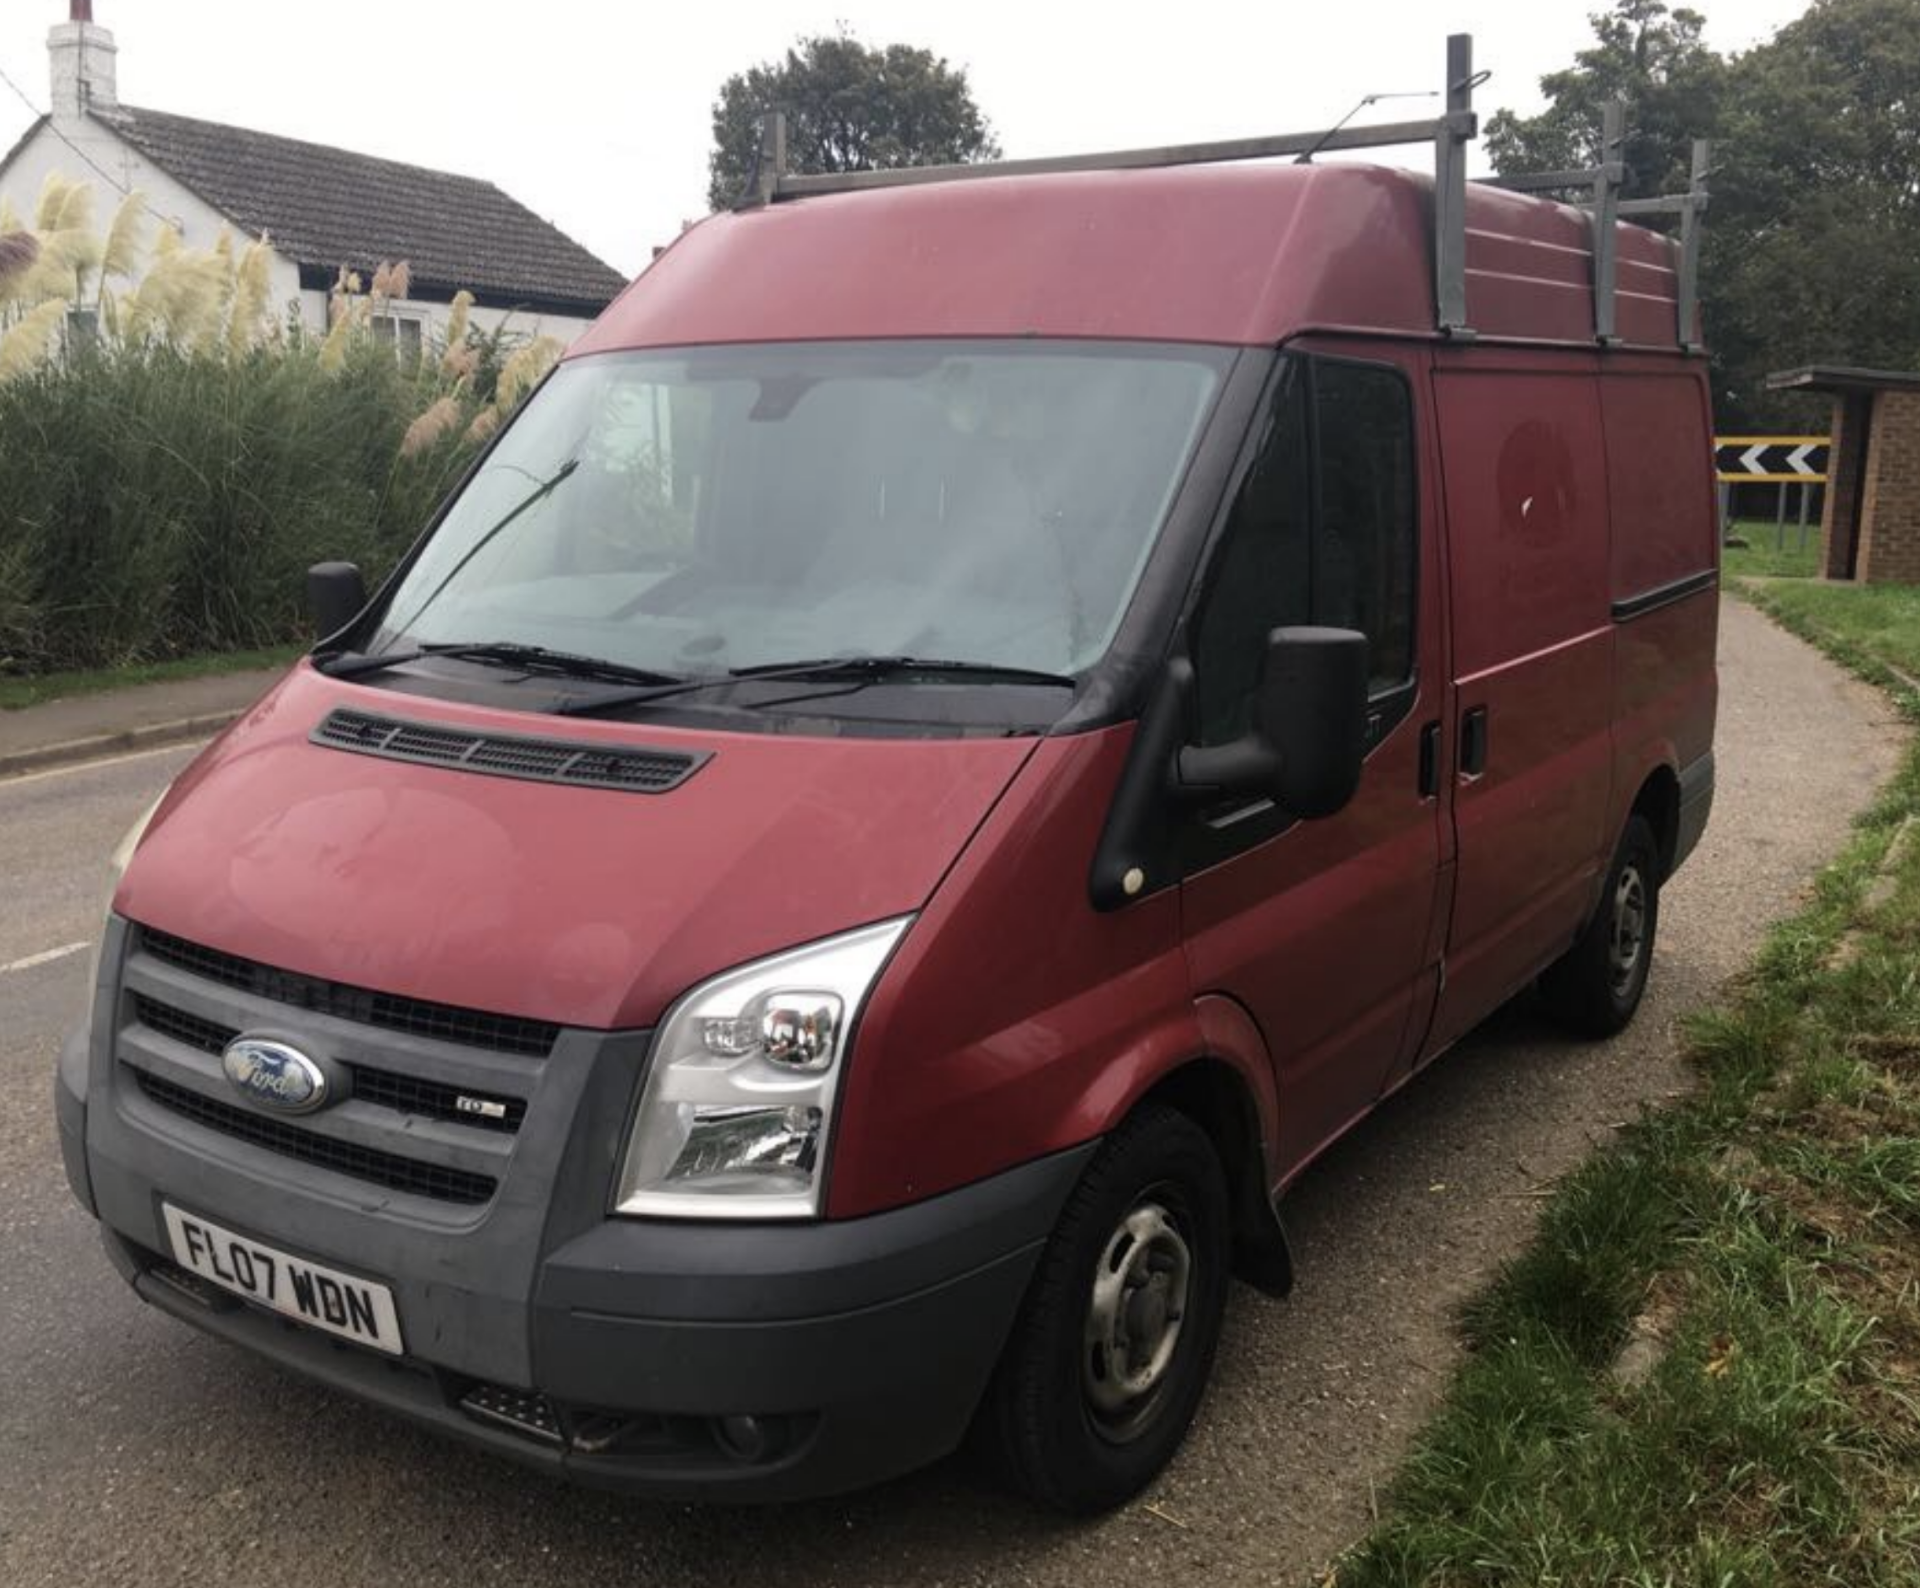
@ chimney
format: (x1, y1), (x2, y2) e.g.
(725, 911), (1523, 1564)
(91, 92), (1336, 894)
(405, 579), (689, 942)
(49, 1), (118, 122)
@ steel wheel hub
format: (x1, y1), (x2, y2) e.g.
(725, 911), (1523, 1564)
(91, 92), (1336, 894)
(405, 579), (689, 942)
(1084, 1200), (1193, 1435)
(1608, 864), (1648, 995)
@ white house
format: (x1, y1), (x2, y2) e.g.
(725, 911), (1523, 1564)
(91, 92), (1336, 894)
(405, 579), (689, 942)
(0, 2), (629, 346)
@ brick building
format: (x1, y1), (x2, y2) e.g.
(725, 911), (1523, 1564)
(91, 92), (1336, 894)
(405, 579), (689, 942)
(1769, 365), (1920, 585)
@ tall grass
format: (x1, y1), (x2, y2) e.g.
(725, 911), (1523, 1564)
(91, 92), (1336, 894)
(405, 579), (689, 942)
(0, 338), (483, 671)
(0, 175), (562, 675)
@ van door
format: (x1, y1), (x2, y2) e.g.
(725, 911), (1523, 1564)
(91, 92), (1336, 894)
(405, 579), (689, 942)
(1421, 351), (1613, 1056)
(1179, 349), (1447, 1178)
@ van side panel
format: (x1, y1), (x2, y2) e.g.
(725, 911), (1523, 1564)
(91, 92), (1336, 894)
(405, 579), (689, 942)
(1424, 355), (1614, 1054)
(831, 730), (1229, 1220)
(1602, 362), (1720, 868)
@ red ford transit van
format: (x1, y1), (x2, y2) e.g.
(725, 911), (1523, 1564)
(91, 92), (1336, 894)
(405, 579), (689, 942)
(56, 51), (1719, 1512)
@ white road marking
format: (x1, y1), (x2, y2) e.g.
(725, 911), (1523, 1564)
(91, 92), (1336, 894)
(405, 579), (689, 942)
(0, 739), (202, 790)
(1, 941), (89, 975)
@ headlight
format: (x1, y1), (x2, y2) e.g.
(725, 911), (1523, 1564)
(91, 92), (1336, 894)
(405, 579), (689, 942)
(614, 917), (910, 1220)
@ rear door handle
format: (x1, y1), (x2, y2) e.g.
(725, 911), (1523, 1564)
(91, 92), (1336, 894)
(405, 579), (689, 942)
(1459, 706), (1489, 777)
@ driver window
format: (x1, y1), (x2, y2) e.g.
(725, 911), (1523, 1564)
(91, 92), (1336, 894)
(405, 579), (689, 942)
(1188, 355), (1416, 748)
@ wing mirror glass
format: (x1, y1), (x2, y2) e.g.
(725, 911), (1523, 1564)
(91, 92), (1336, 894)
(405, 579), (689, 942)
(1174, 626), (1368, 818)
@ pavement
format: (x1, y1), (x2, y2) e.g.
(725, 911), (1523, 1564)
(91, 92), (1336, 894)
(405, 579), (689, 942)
(0, 597), (1906, 1587)
(0, 666), (289, 779)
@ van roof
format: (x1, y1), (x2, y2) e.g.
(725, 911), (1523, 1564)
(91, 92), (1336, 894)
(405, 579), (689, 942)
(571, 161), (1694, 360)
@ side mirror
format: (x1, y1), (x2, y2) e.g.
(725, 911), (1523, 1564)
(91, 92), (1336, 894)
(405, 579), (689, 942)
(306, 562), (367, 644)
(1175, 626), (1368, 818)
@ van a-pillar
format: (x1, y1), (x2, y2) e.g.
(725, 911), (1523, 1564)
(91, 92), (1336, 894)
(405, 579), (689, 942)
(1768, 364), (1920, 584)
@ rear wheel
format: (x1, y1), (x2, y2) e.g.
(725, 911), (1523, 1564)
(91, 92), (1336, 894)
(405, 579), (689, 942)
(1539, 814), (1662, 1036)
(978, 1104), (1230, 1513)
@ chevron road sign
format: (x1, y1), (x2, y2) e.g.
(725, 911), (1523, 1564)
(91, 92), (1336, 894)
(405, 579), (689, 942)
(1714, 436), (1830, 484)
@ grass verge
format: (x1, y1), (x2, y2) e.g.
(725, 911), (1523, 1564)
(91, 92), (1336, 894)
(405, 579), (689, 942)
(0, 645), (301, 712)
(1723, 525), (1824, 581)
(1331, 593), (1920, 1587)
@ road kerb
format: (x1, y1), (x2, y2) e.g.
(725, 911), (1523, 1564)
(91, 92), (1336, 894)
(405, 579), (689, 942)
(0, 711), (234, 781)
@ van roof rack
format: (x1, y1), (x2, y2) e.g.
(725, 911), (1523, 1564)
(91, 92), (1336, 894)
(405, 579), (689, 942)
(1483, 101), (1711, 352)
(737, 33), (1710, 353)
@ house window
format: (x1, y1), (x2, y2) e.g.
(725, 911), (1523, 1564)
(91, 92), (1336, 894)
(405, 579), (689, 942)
(370, 313), (425, 362)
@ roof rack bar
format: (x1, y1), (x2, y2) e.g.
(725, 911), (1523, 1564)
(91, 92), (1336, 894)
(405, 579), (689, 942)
(751, 110), (787, 205)
(1434, 33), (1477, 338)
(1674, 137), (1710, 352)
(742, 37), (1484, 338)
(769, 116), (1459, 199)
(1589, 101), (1626, 344)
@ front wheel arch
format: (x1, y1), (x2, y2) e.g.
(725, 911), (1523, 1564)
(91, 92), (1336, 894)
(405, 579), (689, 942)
(1134, 1058), (1293, 1296)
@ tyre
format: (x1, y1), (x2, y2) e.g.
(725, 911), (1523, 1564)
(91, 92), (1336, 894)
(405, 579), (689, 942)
(978, 1103), (1231, 1513)
(1538, 813), (1661, 1037)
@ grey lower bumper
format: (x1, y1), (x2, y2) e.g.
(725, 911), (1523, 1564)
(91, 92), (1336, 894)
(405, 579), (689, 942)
(56, 1029), (94, 1213)
(72, 1008), (1090, 1499)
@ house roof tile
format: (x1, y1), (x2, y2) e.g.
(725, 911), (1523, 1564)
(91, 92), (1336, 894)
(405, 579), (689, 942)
(98, 104), (628, 314)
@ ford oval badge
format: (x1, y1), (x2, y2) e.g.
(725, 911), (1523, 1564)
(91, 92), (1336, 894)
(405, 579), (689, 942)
(221, 1036), (329, 1113)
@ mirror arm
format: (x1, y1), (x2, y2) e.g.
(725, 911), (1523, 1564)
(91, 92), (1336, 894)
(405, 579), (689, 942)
(1171, 739), (1280, 802)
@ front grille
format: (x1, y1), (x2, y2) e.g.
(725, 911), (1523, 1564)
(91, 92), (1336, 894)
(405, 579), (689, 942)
(132, 994), (525, 1133)
(312, 707), (707, 795)
(140, 930), (558, 1058)
(133, 1069), (498, 1205)
(134, 997), (232, 1056)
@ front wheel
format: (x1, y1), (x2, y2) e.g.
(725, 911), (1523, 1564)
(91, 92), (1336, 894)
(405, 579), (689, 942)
(977, 1104), (1230, 1513)
(1538, 813), (1662, 1036)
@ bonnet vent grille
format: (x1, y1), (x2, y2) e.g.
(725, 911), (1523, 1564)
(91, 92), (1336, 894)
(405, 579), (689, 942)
(311, 708), (707, 794)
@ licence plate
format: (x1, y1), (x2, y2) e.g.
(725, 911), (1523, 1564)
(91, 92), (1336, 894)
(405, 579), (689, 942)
(162, 1205), (404, 1356)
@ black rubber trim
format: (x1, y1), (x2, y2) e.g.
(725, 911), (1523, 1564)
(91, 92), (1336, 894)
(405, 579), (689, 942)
(1612, 567), (1718, 623)
(1672, 749), (1715, 878)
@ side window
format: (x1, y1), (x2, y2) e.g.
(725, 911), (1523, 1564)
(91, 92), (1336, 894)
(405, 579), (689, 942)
(1313, 361), (1417, 690)
(1190, 364), (1313, 745)
(1188, 355), (1416, 747)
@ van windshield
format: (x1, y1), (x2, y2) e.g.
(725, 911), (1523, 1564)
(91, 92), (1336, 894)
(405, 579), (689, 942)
(371, 341), (1230, 688)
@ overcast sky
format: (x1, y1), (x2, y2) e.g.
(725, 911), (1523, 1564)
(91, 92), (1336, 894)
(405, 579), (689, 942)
(2, 0), (1811, 278)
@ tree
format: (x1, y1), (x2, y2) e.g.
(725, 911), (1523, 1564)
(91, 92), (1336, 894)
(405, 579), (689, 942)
(1706, 0), (1920, 421)
(1486, 0), (1726, 199)
(707, 33), (1001, 210)
(1488, 0), (1920, 426)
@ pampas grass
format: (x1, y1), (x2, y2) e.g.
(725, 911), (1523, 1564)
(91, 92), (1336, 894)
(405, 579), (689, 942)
(100, 192), (147, 281)
(228, 239), (272, 354)
(34, 173), (73, 231)
(463, 405), (501, 446)
(495, 335), (563, 411)
(0, 299), (69, 380)
(0, 178), (576, 674)
(400, 394), (461, 456)
(443, 289), (472, 353)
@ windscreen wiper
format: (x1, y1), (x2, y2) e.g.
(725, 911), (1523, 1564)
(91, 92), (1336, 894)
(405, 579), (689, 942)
(555, 654), (1077, 717)
(319, 640), (684, 688)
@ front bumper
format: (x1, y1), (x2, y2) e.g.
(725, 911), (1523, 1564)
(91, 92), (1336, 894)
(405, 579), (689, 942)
(59, 945), (1088, 1499)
